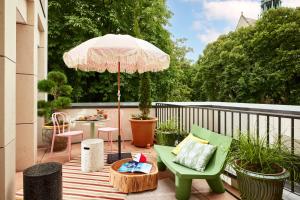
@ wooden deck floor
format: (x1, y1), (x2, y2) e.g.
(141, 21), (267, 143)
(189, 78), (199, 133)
(16, 141), (240, 200)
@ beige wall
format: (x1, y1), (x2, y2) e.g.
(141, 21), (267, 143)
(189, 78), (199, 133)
(16, 0), (47, 171)
(16, 0), (27, 23)
(39, 107), (156, 146)
(0, 0), (47, 199)
(0, 0), (17, 199)
(16, 0), (38, 171)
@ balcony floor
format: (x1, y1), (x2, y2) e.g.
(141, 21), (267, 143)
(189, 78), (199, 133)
(16, 141), (240, 200)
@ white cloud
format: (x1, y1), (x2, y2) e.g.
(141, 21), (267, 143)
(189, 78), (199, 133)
(185, 0), (300, 55)
(282, 0), (300, 8)
(182, 0), (202, 3)
(197, 27), (231, 43)
(203, 0), (260, 24)
(197, 30), (220, 43)
(192, 20), (201, 30)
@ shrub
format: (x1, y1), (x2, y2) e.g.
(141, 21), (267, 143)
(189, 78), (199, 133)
(38, 71), (73, 123)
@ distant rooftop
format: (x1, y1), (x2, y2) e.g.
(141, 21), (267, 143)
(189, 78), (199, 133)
(236, 13), (257, 30)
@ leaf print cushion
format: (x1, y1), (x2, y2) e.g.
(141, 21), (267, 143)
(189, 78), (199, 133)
(172, 133), (209, 155)
(174, 139), (217, 172)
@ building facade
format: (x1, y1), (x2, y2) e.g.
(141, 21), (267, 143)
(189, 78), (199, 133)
(261, 0), (282, 12)
(0, 0), (47, 199)
(237, 0), (282, 30)
(235, 12), (257, 30)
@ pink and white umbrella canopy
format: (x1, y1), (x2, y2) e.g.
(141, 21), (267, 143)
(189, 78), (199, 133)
(63, 34), (170, 73)
(63, 34), (170, 162)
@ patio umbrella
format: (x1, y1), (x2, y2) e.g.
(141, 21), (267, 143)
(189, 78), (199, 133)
(63, 34), (170, 163)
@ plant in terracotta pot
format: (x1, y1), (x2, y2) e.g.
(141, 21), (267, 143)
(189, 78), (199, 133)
(130, 72), (157, 148)
(38, 71), (73, 151)
(228, 134), (300, 200)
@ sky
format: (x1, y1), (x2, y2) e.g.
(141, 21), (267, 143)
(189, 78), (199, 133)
(166, 0), (300, 62)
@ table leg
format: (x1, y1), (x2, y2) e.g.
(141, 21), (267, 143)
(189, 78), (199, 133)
(90, 122), (95, 138)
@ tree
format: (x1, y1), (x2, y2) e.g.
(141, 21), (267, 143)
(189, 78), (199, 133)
(138, 73), (152, 119)
(38, 71), (73, 123)
(192, 8), (300, 104)
(48, 0), (192, 103)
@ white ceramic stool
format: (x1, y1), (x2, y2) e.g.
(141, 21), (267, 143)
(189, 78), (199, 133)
(81, 139), (104, 172)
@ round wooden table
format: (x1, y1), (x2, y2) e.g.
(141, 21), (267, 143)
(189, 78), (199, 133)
(110, 158), (158, 193)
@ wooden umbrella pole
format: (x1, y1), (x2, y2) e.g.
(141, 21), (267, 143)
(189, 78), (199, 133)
(118, 61), (121, 159)
(106, 61), (131, 164)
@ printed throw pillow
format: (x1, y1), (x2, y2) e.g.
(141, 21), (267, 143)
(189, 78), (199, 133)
(172, 133), (209, 155)
(174, 139), (217, 172)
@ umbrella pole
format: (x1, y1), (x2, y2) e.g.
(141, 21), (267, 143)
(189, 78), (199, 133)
(117, 61), (121, 159)
(107, 61), (131, 164)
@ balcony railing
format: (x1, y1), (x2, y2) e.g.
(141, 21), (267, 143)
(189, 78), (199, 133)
(155, 102), (300, 196)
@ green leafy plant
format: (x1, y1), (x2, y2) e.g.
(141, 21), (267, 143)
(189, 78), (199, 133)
(156, 119), (188, 146)
(133, 72), (152, 120)
(228, 133), (300, 181)
(38, 71), (73, 124)
(157, 119), (178, 132)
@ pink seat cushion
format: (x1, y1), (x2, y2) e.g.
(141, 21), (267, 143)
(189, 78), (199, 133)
(98, 127), (118, 132)
(56, 130), (83, 137)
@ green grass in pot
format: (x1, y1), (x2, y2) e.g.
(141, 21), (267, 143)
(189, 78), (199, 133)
(228, 133), (300, 200)
(229, 134), (300, 176)
(156, 119), (180, 146)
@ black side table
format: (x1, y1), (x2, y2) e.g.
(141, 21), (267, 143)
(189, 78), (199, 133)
(23, 162), (62, 200)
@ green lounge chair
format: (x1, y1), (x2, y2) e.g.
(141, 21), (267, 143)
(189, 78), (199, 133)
(154, 125), (232, 200)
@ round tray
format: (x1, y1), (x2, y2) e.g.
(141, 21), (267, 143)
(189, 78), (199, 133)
(110, 158), (158, 193)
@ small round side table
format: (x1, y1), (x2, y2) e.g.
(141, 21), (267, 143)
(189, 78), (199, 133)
(81, 138), (104, 172)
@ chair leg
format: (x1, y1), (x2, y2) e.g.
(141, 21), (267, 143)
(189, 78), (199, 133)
(109, 132), (113, 152)
(175, 175), (192, 200)
(157, 155), (166, 171)
(50, 134), (56, 154)
(68, 136), (71, 161)
(206, 176), (225, 193)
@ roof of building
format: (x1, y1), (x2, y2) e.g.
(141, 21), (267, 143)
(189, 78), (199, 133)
(235, 13), (257, 30)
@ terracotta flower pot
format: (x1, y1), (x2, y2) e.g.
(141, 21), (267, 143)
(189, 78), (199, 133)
(129, 118), (157, 148)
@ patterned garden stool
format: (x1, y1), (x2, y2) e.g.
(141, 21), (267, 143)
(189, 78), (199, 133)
(81, 138), (104, 172)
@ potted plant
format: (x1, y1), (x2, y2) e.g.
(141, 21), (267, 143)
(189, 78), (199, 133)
(156, 119), (187, 146)
(38, 71), (73, 151)
(130, 72), (157, 148)
(228, 134), (300, 200)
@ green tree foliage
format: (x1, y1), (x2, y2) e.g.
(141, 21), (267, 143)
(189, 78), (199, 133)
(138, 72), (151, 119)
(38, 71), (73, 123)
(48, 0), (192, 102)
(192, 8), (300, 104)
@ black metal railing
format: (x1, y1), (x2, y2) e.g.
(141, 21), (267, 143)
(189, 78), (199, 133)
(155, 102), (300, 196)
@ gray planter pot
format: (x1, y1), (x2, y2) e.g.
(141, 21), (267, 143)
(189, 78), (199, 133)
(234, 161), (290, 200)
